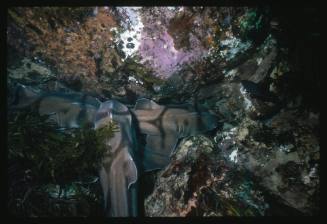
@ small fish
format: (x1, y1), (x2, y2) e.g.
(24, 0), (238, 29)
(94, 100), (138, 217)
(131, 98), (218, 171)
(10, 84), (101, 128)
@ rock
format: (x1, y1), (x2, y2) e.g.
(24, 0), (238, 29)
(7, 7), (127, 98)
(7, 6), (320, 217)
(138, 7), (222, 79)
(197, 82), (246, 123)
(126, 42), (135, 49)
(249, 46), (277, 84)
(8, 58), (55, 85)
(216, 109), (319, 215)
(239, 85), (280, 120)
(145, 135), (269, 216)
(8, 7), (120, 79)
(114, 86), (126, 97)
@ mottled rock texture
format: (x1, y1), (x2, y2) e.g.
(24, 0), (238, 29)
(7, 6), (320, 216)
(143, 7), (319, 216)
(145, 136), (268, 216)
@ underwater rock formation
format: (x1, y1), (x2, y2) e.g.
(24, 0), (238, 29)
(143, 7), (319, 216)
(145, 135), (268, 216)
(138, 7), (213, 79)
(7, 6), (320, 217)
(216, 112), (319, 215)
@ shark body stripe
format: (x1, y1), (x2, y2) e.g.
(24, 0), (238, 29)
(76, 94), (87, 126)
(133, 99), (218, 171)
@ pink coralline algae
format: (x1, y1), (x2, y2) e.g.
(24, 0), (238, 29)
(137, 10), (209, 79)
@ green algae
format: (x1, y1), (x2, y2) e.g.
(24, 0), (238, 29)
(239, 9), (265, 41)
(8, 107), (117, 216)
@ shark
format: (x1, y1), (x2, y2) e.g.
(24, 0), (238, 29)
(9, 83), (219, 217)
(9, 84), (101, 129)
(131, 98), (219, 171)
(93, 98), (218, 216)
(10, 84), (139, 216)
(94, 100), (139, 217)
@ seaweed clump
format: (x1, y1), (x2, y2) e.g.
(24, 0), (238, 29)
(8, 107), (117, 216)
(237, 8), (269, 44)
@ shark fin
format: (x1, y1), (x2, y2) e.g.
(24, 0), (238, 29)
(111, 100), (129, 113)
(98, 100), (131, 126)
(143, 134), (178, 171)
(108, 150), (137, 217)
(134, 98), (163, 110)
(124, 156), (138, 189)
(99, 100), (129, 113)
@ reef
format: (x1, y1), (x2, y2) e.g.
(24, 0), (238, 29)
(7, 6), (320, 216)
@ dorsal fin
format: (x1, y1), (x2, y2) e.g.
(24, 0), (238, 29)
(124, 156), (138, 189)
(96, 100), (131, 127)
(134, 98), (162, 110)
(99, 100), (129, 113)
